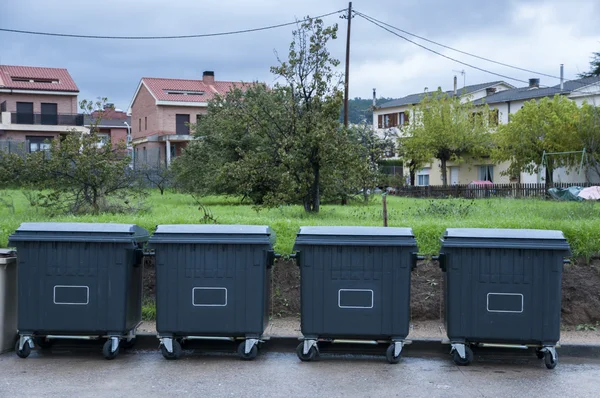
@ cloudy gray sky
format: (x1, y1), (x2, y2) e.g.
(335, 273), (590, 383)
(1, 0), (599, 110)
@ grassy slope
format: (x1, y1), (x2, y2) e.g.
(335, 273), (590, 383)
(1, 190), (599, 258)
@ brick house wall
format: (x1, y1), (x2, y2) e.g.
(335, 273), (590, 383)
(158, 105), (207, 134)
(131, 85), (159, 139)
(0, 93), (78, 114)
(1, 130), (59, 141)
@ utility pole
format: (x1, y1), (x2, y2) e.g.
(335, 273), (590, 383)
(343, 2), (353, 128)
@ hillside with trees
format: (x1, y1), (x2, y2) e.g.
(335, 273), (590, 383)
(340, 97), (401, 125)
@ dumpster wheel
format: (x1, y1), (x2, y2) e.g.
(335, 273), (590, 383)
(296, 342), (318, 362)
(386, 343), (402, 364)
(543, 348), (558, 370)
(451, 345), (473, 366)
(103, 339), (120, 360)
(160, 339), (182, 360)
(35, 336), (54, 349)
(15, 340), (32, 359)
(122, 337), (137, 349)
(237, 341), (259, 360)
(536, 349), (545, 359)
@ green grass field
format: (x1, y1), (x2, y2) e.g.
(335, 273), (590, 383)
(1, 189), (599, 258)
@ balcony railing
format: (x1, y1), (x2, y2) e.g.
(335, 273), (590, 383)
(9, 113), (84, 126)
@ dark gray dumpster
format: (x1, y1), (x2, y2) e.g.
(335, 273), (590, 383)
(9, 222), (149, 359)
(293, 226), (418, 363)
(148, 224), (275, 360)
(440, 228), (571, 369)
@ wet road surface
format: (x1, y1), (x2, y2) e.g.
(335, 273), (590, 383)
(1, 347), (599, 397)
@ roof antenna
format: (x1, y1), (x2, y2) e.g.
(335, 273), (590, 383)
(453, 69), (466, 88)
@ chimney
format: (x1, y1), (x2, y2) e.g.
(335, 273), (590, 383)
(453, 76), (457, 96)
(372, 88), (376, 108)
(560, 64), (564, 91)
(203, 71), (215, 85)
(529, 78), (540, 88)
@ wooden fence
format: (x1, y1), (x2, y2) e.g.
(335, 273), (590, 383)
(392, 182), (594, 199)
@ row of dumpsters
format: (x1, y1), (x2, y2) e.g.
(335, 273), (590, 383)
(0, 223), (570, 369)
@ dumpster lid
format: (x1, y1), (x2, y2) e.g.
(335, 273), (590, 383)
(294, 226), (416, 248)
(10, 222), (149, 243)
(154, 224), (271, 235)
(444, 228), (565, 240)
(16, 222), (146, 234)
(442, 228), (571, 252)
(298, 226), (413, 237)
(150, 224), (274, 246)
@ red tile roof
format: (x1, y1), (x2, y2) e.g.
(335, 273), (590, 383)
(0, 65), (79, 92)
(142, 77), (251, 103)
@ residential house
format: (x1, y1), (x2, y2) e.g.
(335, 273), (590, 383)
(0, 65), (87, 153)
(84, 104), (131, 147)
(478, 76), (600, 184)
(374, 76), (600, 186)
(128, 71), (248, 167)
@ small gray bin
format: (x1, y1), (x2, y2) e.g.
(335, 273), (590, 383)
(440, 228), (571, 369)
(293, 226), (418, 363)
(0, 249), (17, 354)
(9, 222), (149, 359)
(148, 224), (275, 360)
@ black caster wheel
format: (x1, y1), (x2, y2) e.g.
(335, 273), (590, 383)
(102, 339), (120, 360)
(15, 340), (31, 359)
(35, 337), (54, 349)
(122, 337), (137, 349)
(386, 344), (401, 364)
(536, 349), (545, 360)
(296, 342), (318, 362)
(161, 340), (182, 360)
(544, 351), (558, 370)
(452, 346), (473, 366)
(237, 341), (259, 360)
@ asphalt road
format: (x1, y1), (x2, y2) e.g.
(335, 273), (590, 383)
(1, 347), (600, 398)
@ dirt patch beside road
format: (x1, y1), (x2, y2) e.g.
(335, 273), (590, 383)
(562, 259), (600, 326)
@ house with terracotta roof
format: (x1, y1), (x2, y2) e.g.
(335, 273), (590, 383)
(84, 104), (131, 147)
(128, 71), (247, 167)
(0, 64), (88, 153)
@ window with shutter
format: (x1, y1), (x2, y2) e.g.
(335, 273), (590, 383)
(378, 115), (383, 128)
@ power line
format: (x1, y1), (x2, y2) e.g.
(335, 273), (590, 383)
(356, 12), (533, 86)
(0, 10), (345, 40)
(354, 10), (568, 81)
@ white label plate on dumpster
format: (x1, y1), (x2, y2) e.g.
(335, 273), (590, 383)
(338, 289), (374, 309)
(53, 285), (89, 305)
(192, 287), (227, 307)
(486, 293), (523, 313)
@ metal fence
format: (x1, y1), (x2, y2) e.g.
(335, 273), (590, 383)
(393, 182), (594, 199)
(0, 140), (29, 156)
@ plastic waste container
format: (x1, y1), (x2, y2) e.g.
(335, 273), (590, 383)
(0, 249), (18, 354)
(293, 226), (418, 363)
(148, 224), (275, 360)
(9, 222), (149, 359)
(440, 228), (571, 369)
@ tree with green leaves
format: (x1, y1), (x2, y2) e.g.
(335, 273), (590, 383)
(576, 102), (600, 181)
(399, 89), (493, 186)
(578, 51), (600, 78)
(492, 95), (582, 185)
(175, 17), (356, 213)
(1, 98), (145, 214)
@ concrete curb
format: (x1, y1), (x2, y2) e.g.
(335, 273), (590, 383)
(133, 333), (600, 359)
